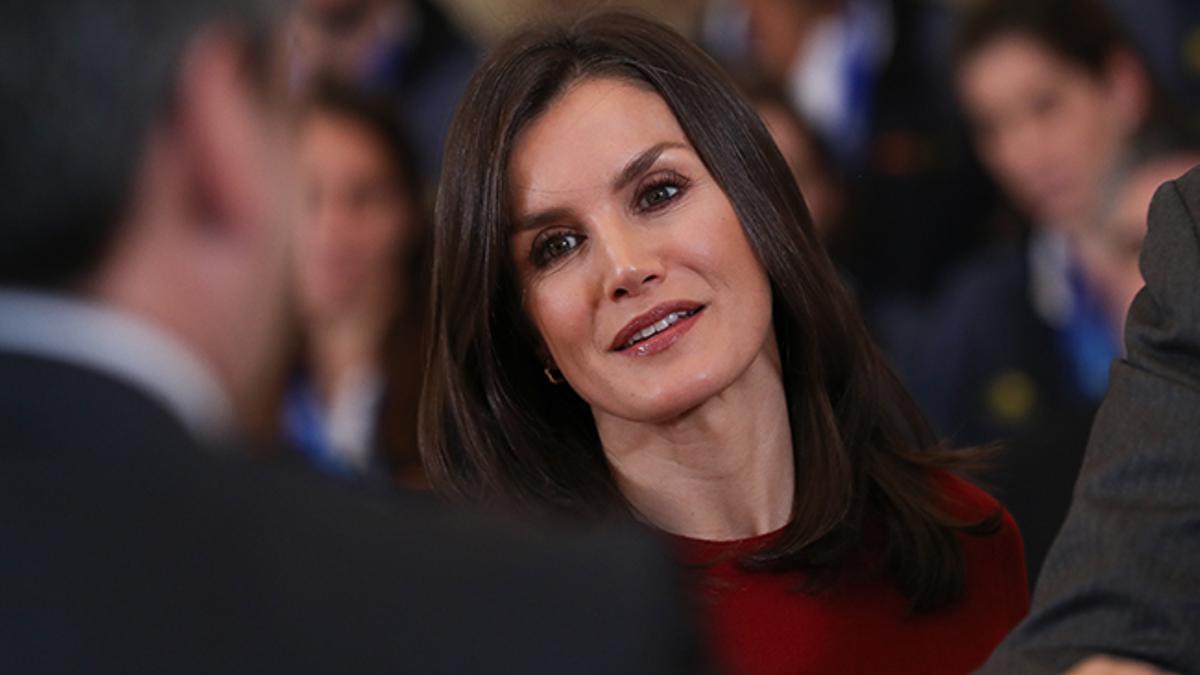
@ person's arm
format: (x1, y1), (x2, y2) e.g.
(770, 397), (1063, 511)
(977, 166), (1200, 674)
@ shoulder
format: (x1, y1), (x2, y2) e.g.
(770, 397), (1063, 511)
(931, 470), (1003, 522)
(1146, 164), (1200, 270)
(225, 470), (700, 673)
(914, 243), (1031, 344)
(1170, 162), (1200, 202)
(942, 243), (1028, 303)
(932, 471), (1027, 597)
(1133, 163), (1200, 370)
(932, 471), (1030, 621)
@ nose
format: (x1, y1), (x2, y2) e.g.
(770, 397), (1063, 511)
(595, 222), (664, 301)
(994, 118), (1049, 180)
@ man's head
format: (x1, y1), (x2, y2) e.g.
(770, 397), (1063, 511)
(0, 1), (293, 420)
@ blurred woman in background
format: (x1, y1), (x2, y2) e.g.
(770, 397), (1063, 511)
(878, 0), (1175, 583)
(741, 78), (848, 248)
(422, 13), (1027, 675)
(283, 78), (429, 488)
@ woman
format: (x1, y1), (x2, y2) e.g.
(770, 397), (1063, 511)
(282, 78), (429, 487)
(422, 12), (1027, 675)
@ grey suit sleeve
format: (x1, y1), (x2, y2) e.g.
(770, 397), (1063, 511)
(978, 166), (1200, 675)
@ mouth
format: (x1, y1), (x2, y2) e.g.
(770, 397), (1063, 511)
(610, 302), (706, 354)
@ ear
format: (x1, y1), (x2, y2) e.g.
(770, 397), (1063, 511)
(531, 332), (553, 366)
(1104, 48), (1151, 135)
(172, 28), (271, 241)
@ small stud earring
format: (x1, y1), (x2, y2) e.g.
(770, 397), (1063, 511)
(543, 366), (565, 385)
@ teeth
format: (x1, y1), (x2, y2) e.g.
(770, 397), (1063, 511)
(623, 309), (697, 349)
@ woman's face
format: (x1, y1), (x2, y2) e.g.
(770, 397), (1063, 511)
(958, 34), (1135, 231)
(295, 110), (412, 323)
(508, 77), (776, 424)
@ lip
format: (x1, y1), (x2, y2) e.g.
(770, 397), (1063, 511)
(610, 301), (706, 353)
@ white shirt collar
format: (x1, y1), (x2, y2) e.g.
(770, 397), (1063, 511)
(1028, 228), (1075, 328)
(0, 289), (235, 442)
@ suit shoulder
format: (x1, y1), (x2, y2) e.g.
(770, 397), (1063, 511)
(1172, 162), (1200, 195)
(1157, 162), (1200, 230)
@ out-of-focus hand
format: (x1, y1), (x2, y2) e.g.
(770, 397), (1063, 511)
(1064, 656), (1178, 675)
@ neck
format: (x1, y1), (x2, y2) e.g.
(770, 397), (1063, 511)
(303, 278), (400, 405)
(596, 348), (794, 541)
(305, 310), (389, 407)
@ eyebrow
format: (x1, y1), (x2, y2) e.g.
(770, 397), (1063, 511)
(612, 141), (687, 192)
(513, 141), (688, 234)
(515, 207), (574, 234)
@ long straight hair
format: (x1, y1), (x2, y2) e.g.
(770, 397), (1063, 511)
(422, 11), (997, 611)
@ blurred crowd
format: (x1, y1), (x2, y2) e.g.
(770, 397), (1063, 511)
(275, 0), (1200, 585)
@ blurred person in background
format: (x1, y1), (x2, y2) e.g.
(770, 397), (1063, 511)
(735, 0), (892, 168)
(709, 0), (998, 311)
(289, 0), (477, 180)
(282, 78), (428, 488)
(0, 3), (708, 672)
(1079, 150), (1200, 344)
(424, 13), (1028, 675)
(742, 78), (848, 249)
(878, 0), (1171, 584)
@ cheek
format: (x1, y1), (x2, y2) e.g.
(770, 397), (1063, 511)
(525, 275), (595, 362)
(695, 207), (768, 292)
(362, 212), (405, 264)
(1056, 91), (1117, 159)
(972, 124), (1029, 184)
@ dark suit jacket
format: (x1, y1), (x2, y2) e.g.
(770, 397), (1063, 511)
(874, 242), (1099, 584)
(0, 352), (704, 674)
(978, 165), (1200, 673)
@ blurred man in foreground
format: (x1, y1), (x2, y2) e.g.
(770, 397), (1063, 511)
(0, 3), (701, 673)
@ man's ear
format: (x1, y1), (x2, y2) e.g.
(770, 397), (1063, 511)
(1104, 48), (1151, 136)
(172, 27), (270, 240)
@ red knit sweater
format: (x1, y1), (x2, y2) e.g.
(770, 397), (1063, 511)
(672, 474), (1029, 675)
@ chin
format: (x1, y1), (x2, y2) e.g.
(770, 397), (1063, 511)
(607, 371), (729, 424)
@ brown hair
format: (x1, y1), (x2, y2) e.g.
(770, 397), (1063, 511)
(953, 0), (1196, 152)
(290, 77), (431, 486)
(422, 11), (996, 610)
(954, 0), (1130, 78)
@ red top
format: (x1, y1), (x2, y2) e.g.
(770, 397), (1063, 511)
(671, 474), (1029, 675)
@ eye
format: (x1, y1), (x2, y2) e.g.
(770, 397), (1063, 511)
(636, 173), (689, 212)
(530, 229), (586, 268)
(1030, 90), (1061, 117)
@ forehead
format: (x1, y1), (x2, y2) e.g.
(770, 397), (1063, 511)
(301, 112), (391, 168)
(508, 78), (691, 205)
(959, 34), (1079, 100)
